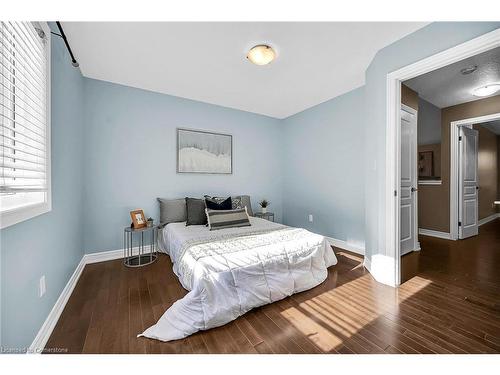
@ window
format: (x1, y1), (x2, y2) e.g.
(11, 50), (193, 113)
(0, 22), (51, 229)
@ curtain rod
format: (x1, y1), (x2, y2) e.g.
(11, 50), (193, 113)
(51, 21), (79, 68)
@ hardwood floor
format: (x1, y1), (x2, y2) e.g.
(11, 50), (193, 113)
(44, 219), (500, 354)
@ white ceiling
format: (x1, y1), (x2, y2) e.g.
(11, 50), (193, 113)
(481, 119), (500, 135)
(405, 46), (500, 109)
(62, 22), (427, 119)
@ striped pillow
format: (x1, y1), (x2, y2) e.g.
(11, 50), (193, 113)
(205, 207), (251, 230)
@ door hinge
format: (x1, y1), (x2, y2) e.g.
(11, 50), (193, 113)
(458, 221), (462, 226)
(394, 190), (397, 197)
(459, 136), (462, 141)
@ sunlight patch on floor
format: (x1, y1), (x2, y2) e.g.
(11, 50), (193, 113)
(279, 305), (344, 352)
(280, 273), (433, 351)
(336, 251), (364, 263)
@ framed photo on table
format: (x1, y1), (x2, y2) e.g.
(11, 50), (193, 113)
(130, 209), (147, 229)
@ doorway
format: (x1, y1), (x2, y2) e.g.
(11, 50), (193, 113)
(450, 112), (500, 240)
(386, 28), (500, 286)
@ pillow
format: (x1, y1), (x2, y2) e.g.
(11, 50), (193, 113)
(205, 196), (232, 210)
(204, 195), (226, 204)
(205, 195), (253, 215)
(205, 207), (251, 230)
(185, 197), (207, 226)
(157, 198), (187, 226)
(230, 195), (243, 210)
(240, 195), (253, 216)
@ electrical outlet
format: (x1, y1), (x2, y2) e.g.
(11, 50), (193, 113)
(39, 275), (46, 298)
(308, 214), (313, 223)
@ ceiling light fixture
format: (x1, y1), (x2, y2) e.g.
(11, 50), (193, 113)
(472, 83), (500, 97)
(460, 65), (478, 75)
(247, 45), (276, 66)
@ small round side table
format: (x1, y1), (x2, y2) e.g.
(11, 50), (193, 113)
(123, 225), (158, 267)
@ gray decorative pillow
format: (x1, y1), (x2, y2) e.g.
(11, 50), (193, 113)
(206, 207), (251, 231)
(240, 195), (253, 216)
(185, 197), (207, 226)
(157, 198), (187, 226)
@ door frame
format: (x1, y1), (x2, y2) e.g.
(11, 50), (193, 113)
(450, 112), (500, 240)
(386, 28), (500, 287)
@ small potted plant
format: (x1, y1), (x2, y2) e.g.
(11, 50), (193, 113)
(147, 217), (154, 227)
(259, 199), (270, 214)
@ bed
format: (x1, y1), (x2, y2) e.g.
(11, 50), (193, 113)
(139, 216), (337, 342)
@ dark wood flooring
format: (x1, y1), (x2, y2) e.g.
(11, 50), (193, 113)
(45, 219), (500, 354)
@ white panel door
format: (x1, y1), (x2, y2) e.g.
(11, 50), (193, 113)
(400, 104), (418, 255)
(459, 126), (479, 239)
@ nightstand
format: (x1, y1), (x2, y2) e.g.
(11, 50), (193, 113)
(254, 212), (275, 222)
(123, 225), (158, 267)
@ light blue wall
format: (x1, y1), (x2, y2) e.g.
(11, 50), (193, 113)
(0, 25), (85, 350)
(363, 22), (500, 261)
(2, 22), (500, 350)
(281, 87), (365, 250)
(82, 78), (283, 253)
(417, 97), (441, 145)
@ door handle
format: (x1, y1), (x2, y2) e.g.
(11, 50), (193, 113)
(476, 186), (479, 190)
(411, 187), (418, 192)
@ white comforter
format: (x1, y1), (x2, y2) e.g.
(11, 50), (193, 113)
(139, 217), (337, 341)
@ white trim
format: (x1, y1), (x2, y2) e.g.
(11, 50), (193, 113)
(86, 248), (125, 264)
(45, 20), (52, 227)
(85, 246), (142, 264)
(478, 213), (500, 226)
(386, 28), (500, 287)
(0, 202), (51, 229)
(363, 254), (396, 287)
(418, 228), (452, 240)
(417, 215), (499, 240)
(326, 237), (365, 255)
(28, 247), (143, 353)
(450, 112), (500, 240)
(0, 22), (51, 230)
(28, 255), (85, 354)
(418, 180), (442, 185)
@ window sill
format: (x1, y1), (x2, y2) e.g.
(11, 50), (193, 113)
(418, 180), (442, 186)
(0, 202), (51, 229)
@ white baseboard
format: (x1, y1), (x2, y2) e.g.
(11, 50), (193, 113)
(28, 256), (86, 354)
(478, 213), (500, 227)
(328, 238), (394, 286)
(85, 248), (123, 264)
(418, 214), (499, 240)
(85, 246), (145, 264)
(363, 254), (396, 287)
(28, 246), (143, 353)
(326, 237), (365, 255)
(418, 228), (452, 240)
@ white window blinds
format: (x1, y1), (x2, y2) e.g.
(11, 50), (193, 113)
(0, 22), (48, 203)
